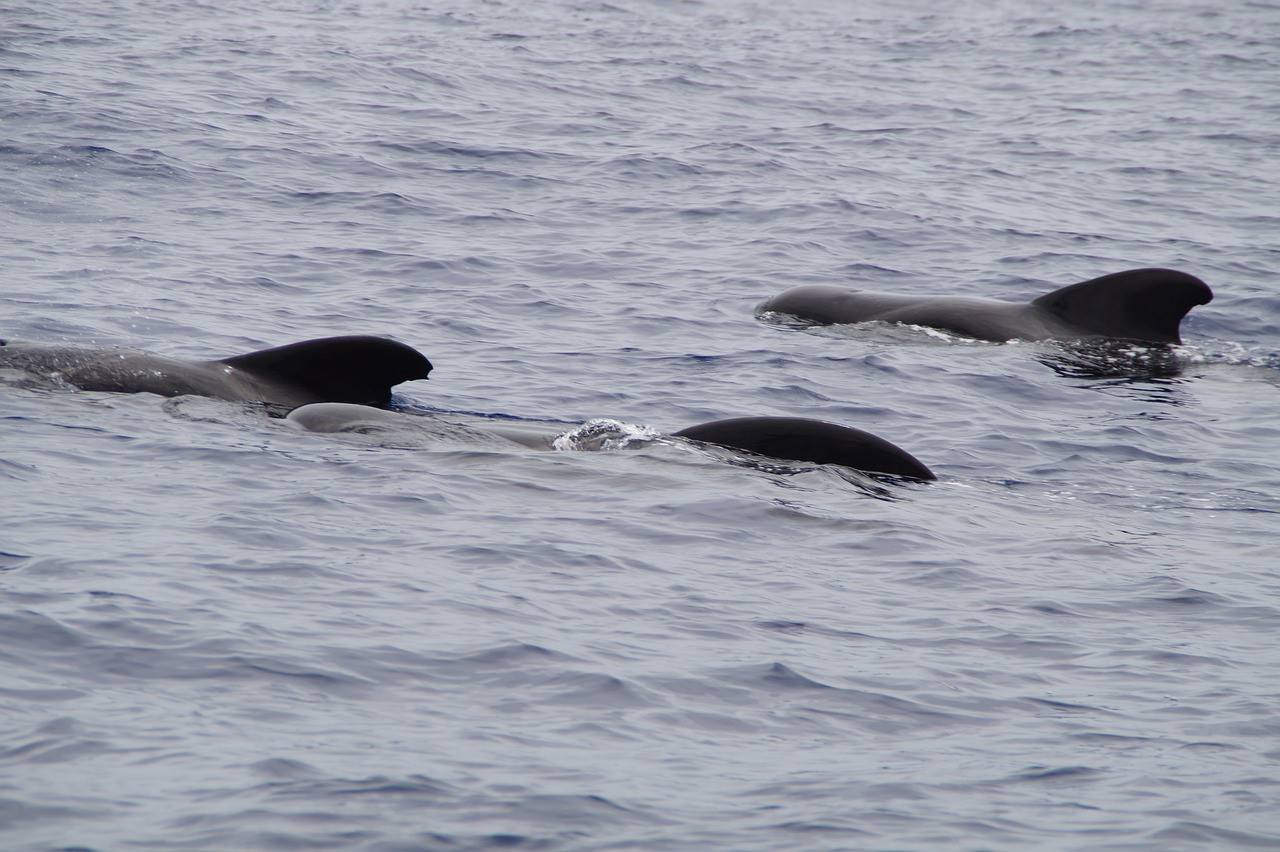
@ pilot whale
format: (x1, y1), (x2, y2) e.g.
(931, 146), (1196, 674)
(287, 404), (936, 481)
(0, 335), (432, 408)
(672, 416), (934, 480)
(758, 268), (1212, 344)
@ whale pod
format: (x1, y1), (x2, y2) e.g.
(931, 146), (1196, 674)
(759, 268), (1212, 344)
(0, 335), (432, 408)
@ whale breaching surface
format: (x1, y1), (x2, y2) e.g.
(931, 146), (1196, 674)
(0, 336), (432, 408)
(758, 268), (1212, 344)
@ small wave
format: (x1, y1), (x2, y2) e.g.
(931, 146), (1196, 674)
(705, 663), (984, 731)
(597, 154), (709, 178)
(1003, 765), (1102, 784)
(0, 550), (31, 569)
(0, 717), (109, 766)
(1151, 821), (1280, 847)
(371, 139), (558, 161)
(23, 144), (192, 181)
(1182, 341), (1280, 371)
(432, 641), (577, 671)
(527, 670), (661, 709)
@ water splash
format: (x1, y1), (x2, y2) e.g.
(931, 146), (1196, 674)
(552, 418), (660, 452)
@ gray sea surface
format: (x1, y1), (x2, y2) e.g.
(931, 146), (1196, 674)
(3, 0), (1280, 848)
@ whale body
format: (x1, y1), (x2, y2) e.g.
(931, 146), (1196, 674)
(758, 268), (1212, 344)
(288, 404), (935, 481)
(0, 336), (432, 408)
(672, 416), (934, 480)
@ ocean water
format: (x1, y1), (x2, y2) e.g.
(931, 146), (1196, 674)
(3, 0), (1280, 848)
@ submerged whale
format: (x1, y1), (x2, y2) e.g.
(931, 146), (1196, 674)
(0, 336), (432, 408)
(758, 268), (1212, 344)
(288, 404), (936, 481)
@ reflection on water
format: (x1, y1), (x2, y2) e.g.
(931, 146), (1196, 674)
(1036, 340), (1190, 382)
(682, 441), (900, 500)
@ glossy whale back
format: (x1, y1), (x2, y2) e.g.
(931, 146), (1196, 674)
(759, 268), (1212, 343)
(0, 335), (432, 407)
(673, 416), (935, 480)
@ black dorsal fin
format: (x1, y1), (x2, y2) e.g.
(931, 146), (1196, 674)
(1032, 268), (1212, 344)
(673, 416), (935, 481)
(220, 336), (432, 407)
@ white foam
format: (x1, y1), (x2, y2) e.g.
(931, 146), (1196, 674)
(552, 418), (660, 452)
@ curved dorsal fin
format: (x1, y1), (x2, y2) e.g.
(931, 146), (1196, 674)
(1032, 268), (1212, 344)
(221, 335), (432, 407)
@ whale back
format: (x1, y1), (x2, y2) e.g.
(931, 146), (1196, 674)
(759, 285), (923, 325)
(673, 416), (935, 480)
(1031, 268), (1212, 344)
(220, 336), (433, 407)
